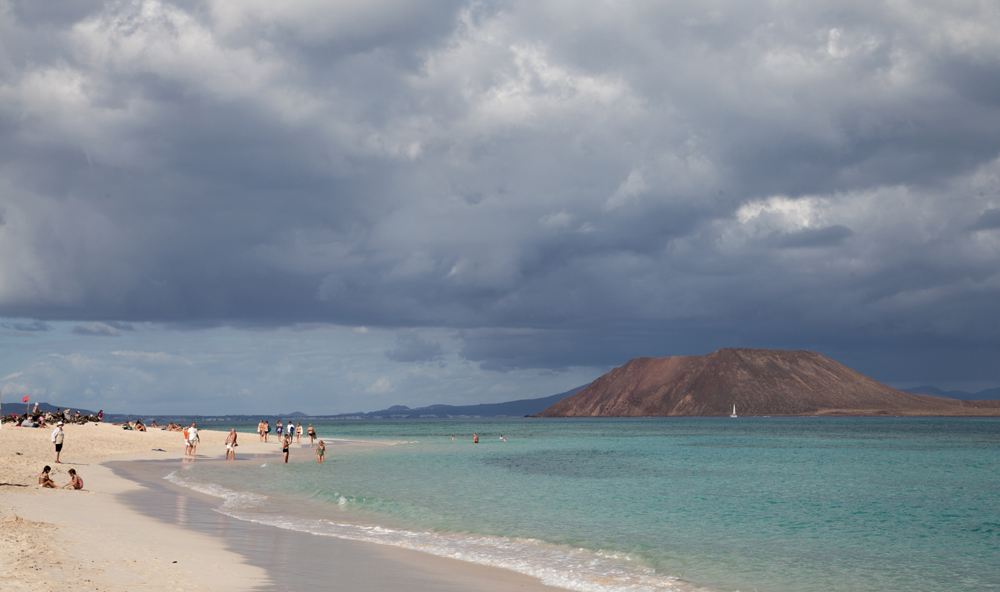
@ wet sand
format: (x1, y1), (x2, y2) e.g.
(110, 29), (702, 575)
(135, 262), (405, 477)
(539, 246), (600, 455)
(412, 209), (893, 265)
(0, 423), (565, 592)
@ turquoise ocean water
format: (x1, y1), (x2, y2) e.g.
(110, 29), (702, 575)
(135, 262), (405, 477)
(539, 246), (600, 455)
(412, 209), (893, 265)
(165, 418), (1000, 592)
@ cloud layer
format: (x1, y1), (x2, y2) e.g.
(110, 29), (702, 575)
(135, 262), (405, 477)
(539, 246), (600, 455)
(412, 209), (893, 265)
(1, 0), (999, 409)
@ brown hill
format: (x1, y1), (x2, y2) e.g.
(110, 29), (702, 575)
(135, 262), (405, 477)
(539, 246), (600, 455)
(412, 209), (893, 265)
(539, 348), (1000, 417)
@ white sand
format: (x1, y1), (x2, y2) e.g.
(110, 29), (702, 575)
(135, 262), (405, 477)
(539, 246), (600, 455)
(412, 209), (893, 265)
(1, 423), (567, 592)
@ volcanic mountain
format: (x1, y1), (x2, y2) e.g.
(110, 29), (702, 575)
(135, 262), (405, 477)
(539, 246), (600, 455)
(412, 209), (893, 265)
(538, 348), (1000, 417)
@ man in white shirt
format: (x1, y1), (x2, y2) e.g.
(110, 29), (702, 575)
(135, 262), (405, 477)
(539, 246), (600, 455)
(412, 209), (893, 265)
(187, 423), (199, 457)
(51, 421), (65, 463)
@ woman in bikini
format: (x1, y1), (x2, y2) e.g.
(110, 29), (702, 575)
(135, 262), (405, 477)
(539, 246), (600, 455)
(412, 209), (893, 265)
(307, 424), (316, 446)
(39, 466), (56, 488)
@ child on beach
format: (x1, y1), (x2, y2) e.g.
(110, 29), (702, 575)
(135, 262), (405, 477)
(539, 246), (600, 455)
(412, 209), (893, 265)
(315, 441), (325, 463)
(39, 466), (56, 488)
(63, 468), (83, 490)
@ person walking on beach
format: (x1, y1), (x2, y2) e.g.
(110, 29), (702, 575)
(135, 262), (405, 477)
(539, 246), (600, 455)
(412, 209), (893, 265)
(183, 424), (191, 456)
(264, 420), (270, 443)
(39, 466), (56, 488)
(257, 420), (264, 442)
(188, 423), (200, 457)
(225, 428), (238, 461)
(282, 433), (292, 463)
(276, 421), (283, 440)
(51, 421), (65, 463)
(307, 424), (316, 446)
(63, 468), (83, 490)
(315, 441), (325, 463)
(296, 422), (303, 444)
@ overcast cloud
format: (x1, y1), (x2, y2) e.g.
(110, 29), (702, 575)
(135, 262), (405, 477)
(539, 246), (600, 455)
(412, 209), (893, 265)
(1, 0), (999, 413)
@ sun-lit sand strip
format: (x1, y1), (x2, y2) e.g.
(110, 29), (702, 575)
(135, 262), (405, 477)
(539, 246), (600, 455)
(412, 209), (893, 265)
(1, 423), (569, 592)
(0, 422), (271, 591)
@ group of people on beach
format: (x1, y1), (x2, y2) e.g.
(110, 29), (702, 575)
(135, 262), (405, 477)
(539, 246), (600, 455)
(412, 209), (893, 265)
(39, 465), (82, 490)
(38, 421), (84, 491)
(255, 420), (325, 463)
(255, 420), (316, 445)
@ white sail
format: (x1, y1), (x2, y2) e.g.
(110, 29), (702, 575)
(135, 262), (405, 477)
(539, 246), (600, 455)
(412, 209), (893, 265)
(730, 404), (737, 418)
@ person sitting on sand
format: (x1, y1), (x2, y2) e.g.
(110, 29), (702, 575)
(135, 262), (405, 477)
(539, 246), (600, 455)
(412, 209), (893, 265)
(315, 440), (325, 463)
(39, 466), (56, 488)
(63, 468), (83, 490)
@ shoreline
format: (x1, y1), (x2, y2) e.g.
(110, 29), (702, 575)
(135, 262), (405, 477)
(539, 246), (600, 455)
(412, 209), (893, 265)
(0, 423), (569, 592)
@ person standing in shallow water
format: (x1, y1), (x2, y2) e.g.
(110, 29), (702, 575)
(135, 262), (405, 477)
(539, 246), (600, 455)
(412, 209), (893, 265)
(315, 440), (325, 463)
(473, 433), (479, 443)
(307, 424), (316, 446)
(282, 433), (292, 463)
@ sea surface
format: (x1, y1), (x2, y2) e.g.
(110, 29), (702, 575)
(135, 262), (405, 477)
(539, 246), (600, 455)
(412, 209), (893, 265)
(162, 418), (1000, 592)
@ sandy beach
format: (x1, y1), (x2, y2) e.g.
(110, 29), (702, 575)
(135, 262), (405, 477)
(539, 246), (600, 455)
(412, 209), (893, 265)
(0, 423), (566, 592)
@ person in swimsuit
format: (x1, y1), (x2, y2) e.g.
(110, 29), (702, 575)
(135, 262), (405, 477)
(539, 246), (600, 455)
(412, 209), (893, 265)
(473, 433), (479, 443)
(258, 420), (264, 442)
(276, 421), (283, 440)
(282, 433), (291, 463)
(307, 424), (316, 446)
(296, 422), (303, 444)
(64, 468), (83, 490)
(316, 441), (325, 463)
(225, 428), (238, 461)
(39, 466), (56, 488)
(264, 420), (270, 443)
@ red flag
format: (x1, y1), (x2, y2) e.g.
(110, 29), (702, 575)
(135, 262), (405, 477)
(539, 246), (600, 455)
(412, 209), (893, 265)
(22, 395), (29, 403)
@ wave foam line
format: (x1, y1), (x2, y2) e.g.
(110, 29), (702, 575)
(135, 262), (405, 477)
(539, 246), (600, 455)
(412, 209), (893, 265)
(164, 473), (705, 592)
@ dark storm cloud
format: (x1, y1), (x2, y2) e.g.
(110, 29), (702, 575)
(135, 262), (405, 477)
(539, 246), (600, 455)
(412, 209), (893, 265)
(1, 0), (1000, 386)
(384, 332), (444, 363)
(3, 320), (53, 332)
(72, 322), (126, 336)
(770, 225), (854, 249)
(967, 209), (1000, 231)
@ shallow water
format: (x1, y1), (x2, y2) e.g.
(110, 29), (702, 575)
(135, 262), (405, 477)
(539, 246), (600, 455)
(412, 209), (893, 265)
(166, 418), (1000, 592)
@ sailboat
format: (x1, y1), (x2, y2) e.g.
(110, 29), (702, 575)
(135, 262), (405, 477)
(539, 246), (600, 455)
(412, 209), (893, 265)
(730, 404), (737, 418)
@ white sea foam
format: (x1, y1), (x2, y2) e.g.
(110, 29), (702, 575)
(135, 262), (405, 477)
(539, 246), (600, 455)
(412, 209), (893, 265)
(164, 472), (702, 592)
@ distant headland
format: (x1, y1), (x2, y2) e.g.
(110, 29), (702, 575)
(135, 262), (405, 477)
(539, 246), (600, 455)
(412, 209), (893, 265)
(537, 348), (1000, 417)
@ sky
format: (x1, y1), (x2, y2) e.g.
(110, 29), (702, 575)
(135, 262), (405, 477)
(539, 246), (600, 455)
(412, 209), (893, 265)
(1, 0), (999, 415)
